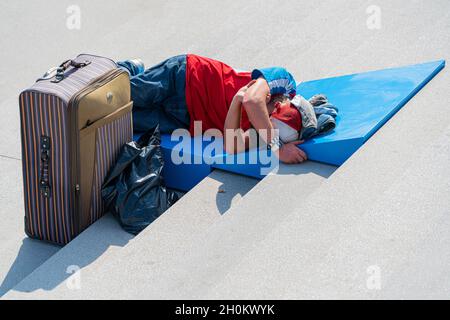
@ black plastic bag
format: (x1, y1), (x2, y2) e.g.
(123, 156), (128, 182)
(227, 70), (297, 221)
(102, 126), (183, 235)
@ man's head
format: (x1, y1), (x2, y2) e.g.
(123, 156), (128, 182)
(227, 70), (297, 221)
(267, 94), (291, 114)
(269, 94), (303, 144)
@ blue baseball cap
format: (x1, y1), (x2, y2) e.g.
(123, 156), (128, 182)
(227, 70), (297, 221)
(251, 67), (297, 98)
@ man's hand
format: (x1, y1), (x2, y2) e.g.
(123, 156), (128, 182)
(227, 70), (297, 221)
(234, 80), (256, 103)
(277, 140), (308, 164)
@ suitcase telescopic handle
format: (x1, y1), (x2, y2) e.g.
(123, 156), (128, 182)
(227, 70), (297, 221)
(36, 59), (91, 83)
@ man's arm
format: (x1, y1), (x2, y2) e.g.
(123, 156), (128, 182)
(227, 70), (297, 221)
(223, 94), (248, 154)
(242, 78), (308, 163)
(223, 80), (257, 154)
(241, 78), (273, 142)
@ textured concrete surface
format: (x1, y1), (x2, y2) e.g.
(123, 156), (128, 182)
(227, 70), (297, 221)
(4, 169), (259, 298)
(206, 125), (450, 300)
(0, 157), (59, 297)
(1, 0), (449, 299)
(3, 213), (133, 295)
(6, 162), (333, 299)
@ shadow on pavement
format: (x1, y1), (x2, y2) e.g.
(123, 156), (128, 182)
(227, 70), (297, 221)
(216, 178), (259, 215)
(0, 238), (59, 297)
(214, 174), (259, 215)
(1, 214), (133, 295)
(275, 160), (337, 179)
(213, 161), (336, 215)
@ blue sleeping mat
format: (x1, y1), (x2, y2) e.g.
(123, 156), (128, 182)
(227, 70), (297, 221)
(135, 60), (445, 190)
(295, 60), (445, 166)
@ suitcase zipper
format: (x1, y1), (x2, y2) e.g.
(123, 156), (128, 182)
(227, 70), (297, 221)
(68, 68), (127, 236)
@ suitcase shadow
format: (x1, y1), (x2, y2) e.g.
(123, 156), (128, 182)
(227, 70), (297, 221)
(0, 238), (59, 297)
(1, 214), (133, 295)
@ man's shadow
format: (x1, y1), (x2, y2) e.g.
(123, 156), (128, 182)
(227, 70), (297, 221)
(0, 214), (133, 296)
(273, 160), (336, 178)
(214, 161), (336, 216)
(214, 170), (259, 215)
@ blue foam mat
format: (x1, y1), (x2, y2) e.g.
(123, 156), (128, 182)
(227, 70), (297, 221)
(296, 60), (445, 166)
(161, 135), (213, 191)
(133, 60), (445, 188)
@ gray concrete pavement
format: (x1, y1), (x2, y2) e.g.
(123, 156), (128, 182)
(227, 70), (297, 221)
(0, 157), (59, 297)
(1, 0), (449, 299)
(4, 169), (259, 298)
(5, 161), (334, 299)
(206, 125), (450, 300)
(204, 74), (450, 300)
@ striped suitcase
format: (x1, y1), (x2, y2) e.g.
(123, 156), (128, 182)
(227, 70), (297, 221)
(19, 54), (133, 245)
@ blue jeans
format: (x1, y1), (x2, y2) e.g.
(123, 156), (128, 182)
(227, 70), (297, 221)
(117, 55), (190, 134)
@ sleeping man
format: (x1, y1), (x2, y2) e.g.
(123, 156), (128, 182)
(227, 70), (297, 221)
(118, 54), (308, 164)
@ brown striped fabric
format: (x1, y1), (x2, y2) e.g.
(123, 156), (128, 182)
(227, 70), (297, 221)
(32, 54), (117, 104)
(19, 54), (132, 245)
(89, 112), (133, 224)
(20, 91), (72, 244)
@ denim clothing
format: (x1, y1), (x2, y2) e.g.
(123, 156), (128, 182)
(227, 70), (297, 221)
(309, 94), (338, 137)
(313, 103), (339, 118)
(309, 94), (328, 107)
(316, 114), (336, 135)
(291, 94), (338, 139)
(291, 95), (318, 140)
(117, 55), (190, 134)
(117, 59), (144, 76)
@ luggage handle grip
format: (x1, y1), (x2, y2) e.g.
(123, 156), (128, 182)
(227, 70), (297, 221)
(37, 59), (91, 83)
(58, 59), (91, 71)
